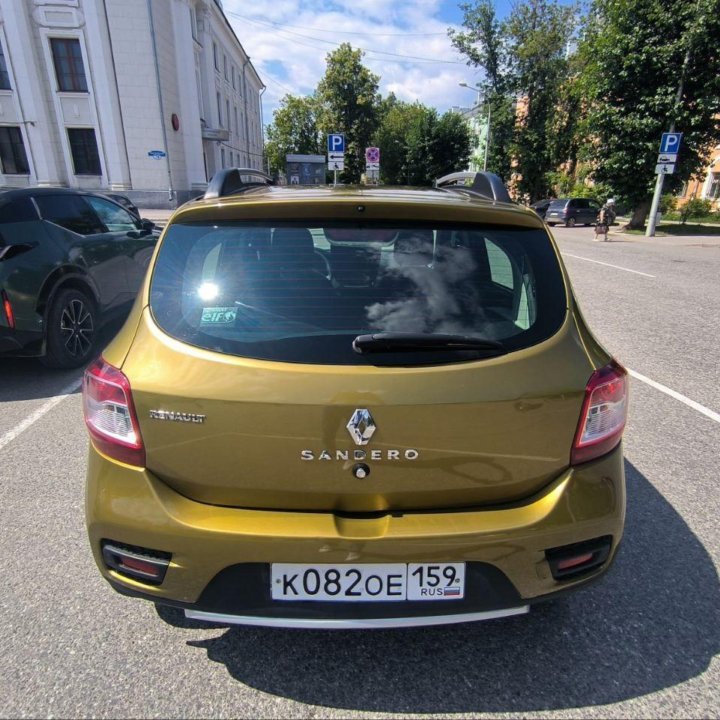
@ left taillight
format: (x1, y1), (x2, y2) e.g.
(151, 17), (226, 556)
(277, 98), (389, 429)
(1, 290), (14, 329)
(83, 357), (145, 467)
(571, 360), (629, 465)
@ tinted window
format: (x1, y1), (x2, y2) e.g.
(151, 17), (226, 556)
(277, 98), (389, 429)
(85, 196), (138, 233)
(35, 195), (104, 235)
(0, 198), (37, 224)
(548, 200), (568, 210)
(150, 222), (566, 365)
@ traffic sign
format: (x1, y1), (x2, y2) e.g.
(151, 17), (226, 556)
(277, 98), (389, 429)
(657, 153), (677, 164)
(328, 159), (345, 171)
(655, 163), (675, 175)
(327, 134), (345, 154)
(148, 149), (166, 159)
(365, 146), (380, 164)
(659, 133), (682, 154)
(328, 152), (344, 162)
(366, 162), (380, 170)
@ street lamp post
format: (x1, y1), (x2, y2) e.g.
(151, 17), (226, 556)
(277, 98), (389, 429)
(459, 82), (491, 172)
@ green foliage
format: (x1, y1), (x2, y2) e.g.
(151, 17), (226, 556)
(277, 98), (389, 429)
(450, 0), (579, 199)
(264, 95), (322, 176)
(373, 103), (471, 185)
(659, 193), (677, 214)
(577, 0), (720, 226)
(316, 44), (381, 183)
(680, 197), (714, 223)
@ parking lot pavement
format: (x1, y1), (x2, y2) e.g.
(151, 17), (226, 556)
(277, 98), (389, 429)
(0, 228), (718, 718)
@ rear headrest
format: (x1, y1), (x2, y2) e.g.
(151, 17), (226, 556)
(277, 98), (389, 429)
(272, 227), (314, 254)
(394, 230), (434, 267)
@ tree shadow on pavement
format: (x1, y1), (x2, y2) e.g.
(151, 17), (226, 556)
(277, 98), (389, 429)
(172, 460), (719, 713)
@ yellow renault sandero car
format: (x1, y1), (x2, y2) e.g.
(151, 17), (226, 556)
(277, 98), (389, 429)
(83, 169), (628, 629)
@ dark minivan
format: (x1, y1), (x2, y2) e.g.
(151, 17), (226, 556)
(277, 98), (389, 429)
(545, 198), (601, 227)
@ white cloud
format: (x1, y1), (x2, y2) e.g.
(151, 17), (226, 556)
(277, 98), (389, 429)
(222, 0), (483, 124)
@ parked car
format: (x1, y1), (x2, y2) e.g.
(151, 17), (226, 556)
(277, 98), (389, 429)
(84, 169), (628, 629)
(545, 197), (601, 227)
(0, 188), (157, 368)
(102, 192), (140, 219)
(530, 198), (552, 219)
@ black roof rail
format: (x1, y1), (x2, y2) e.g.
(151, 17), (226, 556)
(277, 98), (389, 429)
(204, 168), (274, 200)
(435, 171), (512, 204)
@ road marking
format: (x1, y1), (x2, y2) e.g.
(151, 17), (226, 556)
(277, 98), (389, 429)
(0, 378), (82, 452)
(629, 369), (720, 424)
(562, 253), (655, 278)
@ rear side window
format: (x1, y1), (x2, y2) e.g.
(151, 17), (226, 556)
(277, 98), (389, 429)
(150, 222), (566, 365)
(0, 198), (38, 224)
(35, 195), (104, 235)
(548, 200), (568, 210)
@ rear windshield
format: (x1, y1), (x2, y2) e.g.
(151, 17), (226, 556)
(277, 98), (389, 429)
(548, 200), (569, 210)
(149, 222), (566, 365)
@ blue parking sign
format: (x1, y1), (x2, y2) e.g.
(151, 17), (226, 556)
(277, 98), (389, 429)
(659, 133), (682, 154)
(327, 134), (345, 153)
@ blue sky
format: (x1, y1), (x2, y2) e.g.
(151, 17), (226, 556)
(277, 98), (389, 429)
(222, 0), (525, 126)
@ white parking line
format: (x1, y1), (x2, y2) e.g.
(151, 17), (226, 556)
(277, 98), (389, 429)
(562, 253), (655, 278)
(629, 369), (720, 424)
(0, 378), (82, 452)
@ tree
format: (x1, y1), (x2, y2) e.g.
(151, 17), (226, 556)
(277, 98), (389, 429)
(450, 0), (578, 198)
(578, 0), (720, 228)
(316, 44), (381, 183)
(264, 95), (322, 176)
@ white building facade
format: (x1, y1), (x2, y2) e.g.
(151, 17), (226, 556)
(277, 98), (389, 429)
(0, 0), (265, 207)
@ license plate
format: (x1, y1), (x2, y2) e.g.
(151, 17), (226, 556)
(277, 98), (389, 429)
(271, 563), (465, 602)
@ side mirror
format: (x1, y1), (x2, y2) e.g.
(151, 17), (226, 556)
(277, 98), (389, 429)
(140, 219), (156, 232)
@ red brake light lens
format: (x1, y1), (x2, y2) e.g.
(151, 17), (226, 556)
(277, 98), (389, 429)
(571, 360), (628, 465)
(2, 290), (14, 329)
(82, 358), (145, 467)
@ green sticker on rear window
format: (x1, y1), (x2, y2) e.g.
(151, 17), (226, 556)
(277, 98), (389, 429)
(200, 307), (237, 325)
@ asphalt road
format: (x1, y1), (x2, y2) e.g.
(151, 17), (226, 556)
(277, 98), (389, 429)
(1, 225), (718, 719)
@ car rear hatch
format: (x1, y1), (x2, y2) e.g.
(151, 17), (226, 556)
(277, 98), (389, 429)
(121, 212), (596, 513)
(545, 200), (568, 220)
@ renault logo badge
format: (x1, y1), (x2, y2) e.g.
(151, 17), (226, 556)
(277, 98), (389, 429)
(346, 409), (376, 446)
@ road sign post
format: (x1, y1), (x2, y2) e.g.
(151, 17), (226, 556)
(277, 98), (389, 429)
(327, 134), (345, 186)
(647, 132), (683, 237)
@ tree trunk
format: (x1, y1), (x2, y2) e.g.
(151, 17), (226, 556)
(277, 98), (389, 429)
(626, 199), (652, 229)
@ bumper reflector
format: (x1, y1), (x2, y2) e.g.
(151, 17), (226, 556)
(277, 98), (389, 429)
(102, 542), (171, 585)
(545, 536), (612, 581)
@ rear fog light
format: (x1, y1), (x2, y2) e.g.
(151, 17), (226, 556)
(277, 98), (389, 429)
(546, 536), (612, 581)
(102, 542), (171, 585)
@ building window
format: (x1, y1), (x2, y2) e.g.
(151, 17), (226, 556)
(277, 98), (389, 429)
(189, 6), (198, 41)
(234, 105), (238, 135)
(216, 92), (222, 127)
(213, 42), (218, 70)
(67, 128), (101, 175)
(50, 38), (88, 92)
(0, 126), (29, 174)
(229, 151), (233, 167)
(0, 42), (11, 90)
(223, 54), (227, 80)
(708, 173), (720, 200)
(232, 65), (235, 89)
(226, 100), (230, 134)
(220, 148), (225, 168)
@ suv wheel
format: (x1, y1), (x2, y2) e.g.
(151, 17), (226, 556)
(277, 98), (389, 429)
(565, 217), (576, 227)
(41, 288), (97, 368)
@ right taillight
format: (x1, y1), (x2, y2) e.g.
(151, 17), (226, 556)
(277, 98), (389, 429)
(571, 360), (628, 465)
(83, 357), (145, 467)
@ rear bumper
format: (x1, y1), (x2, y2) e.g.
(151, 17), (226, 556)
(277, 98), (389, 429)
(0, 326), (43, 356)
(86, 444), (625, 627)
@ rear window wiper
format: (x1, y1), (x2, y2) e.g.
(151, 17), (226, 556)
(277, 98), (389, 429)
(352, 333), (506, 355)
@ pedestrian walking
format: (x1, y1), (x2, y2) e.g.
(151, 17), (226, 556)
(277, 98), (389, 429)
(594, 198), (616, 241)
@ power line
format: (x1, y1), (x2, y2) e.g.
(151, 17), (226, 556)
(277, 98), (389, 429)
(226, 11), (465, 65)
(227, 11), (449, 37)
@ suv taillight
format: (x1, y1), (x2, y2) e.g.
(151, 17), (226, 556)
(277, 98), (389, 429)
(83, 358), (145, 467)
(571, 361), (628, 465)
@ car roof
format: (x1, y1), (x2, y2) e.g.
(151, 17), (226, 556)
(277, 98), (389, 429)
(174, 185), (544, 228)
(0, 187), (107, 201)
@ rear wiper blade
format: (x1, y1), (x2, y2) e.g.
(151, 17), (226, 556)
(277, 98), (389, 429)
(352, 333), (505, 354)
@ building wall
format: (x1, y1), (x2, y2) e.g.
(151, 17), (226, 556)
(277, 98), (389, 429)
(676, 143), (720, 212)
(0, 0), (265, 207)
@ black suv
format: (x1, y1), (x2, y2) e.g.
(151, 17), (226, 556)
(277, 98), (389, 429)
(544, 198), (601, 227)
(0, 188), (157, 368)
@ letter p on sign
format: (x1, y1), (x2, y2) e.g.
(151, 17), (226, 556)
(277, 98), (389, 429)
(660, 133), (682, 154)
(328, 134), (345, 153)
